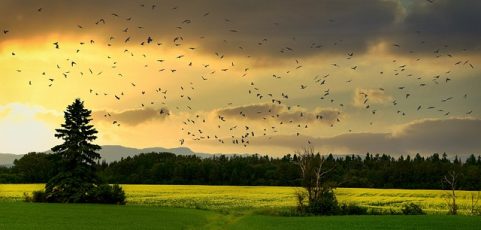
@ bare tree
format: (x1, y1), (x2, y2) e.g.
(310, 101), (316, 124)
(296, 147), (337, 214)
(443, 170), (459, 215)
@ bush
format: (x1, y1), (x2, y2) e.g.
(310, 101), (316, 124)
(89, 184), (126, 205)
(340, 203), (368, 215)
(24, 190), (46, 202)
(308, 188), (340, 215)
(295, 189), (308, 214)
(401, 203), (425, 215)
(35, 184), (125, 204)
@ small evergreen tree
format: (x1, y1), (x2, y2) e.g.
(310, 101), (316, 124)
(44, 99), (124, 204)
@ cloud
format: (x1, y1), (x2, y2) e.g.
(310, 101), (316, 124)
(391, 118), (481, 153)
(353, 88), (392, 107)
(0, 103), (60, 153)
(248, 117), (481, 156)
(0, 103), (61, 122)
(390, 0), (481, 54)
(1, 0), (479, 58)
(215, 103), (341, 125)
(92, 107), (170, 126)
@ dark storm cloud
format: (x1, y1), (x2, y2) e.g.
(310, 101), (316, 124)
(92, 107), (169, 126)
(387, 0), (481, 54)
(250, 118), (481, 156)
(392, 117), (481, 153)
(0, 0), (479, 56)
(215, 103), (340, 125)
(0, 0), (401, 56)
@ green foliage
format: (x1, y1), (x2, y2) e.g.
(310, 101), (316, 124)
(307, 187), (340, 215)
(89, 184), (126, 204)
(296, 149), (340, 215)
(0, 167), (21, 183)
(102, 152), (481, 190)
(13, 152), (56, 182)
(24, 190), (46, 203)
(4, 152), (481, 191)
(294, 189), (308, 214)
(45, 176), (97, 203)
(402, 203), (426, 215)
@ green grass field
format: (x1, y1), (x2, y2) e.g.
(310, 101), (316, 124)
(0, 202), (480, 230)
(1, 184), (479, 214)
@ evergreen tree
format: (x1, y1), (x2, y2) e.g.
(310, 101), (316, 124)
(45, 99), (102, 203)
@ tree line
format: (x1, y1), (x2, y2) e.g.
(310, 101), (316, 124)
(2, 151), (481, 190)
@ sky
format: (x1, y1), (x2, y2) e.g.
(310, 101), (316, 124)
(0, 0), (480, 157)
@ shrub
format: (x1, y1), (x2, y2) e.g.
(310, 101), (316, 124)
(340, 203), (368, 215)
(31, 184), (125, 204)
(89, 184), (126, 205)
(23, 192), (31, 202)
(307, 188), (340, 215)
(295, 189), (308, 214)
(401, 203), (425, 215)
(24, 190), (46, 203)
(32, 190), (47, 202)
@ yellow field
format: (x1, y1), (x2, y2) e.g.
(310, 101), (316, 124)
(1, 184), (478, 214)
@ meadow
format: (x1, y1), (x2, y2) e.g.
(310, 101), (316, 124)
(1, 184), (480, 214)
(1, 202), (480, 230)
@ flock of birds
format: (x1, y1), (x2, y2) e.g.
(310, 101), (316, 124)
(1, 1), (476, 149)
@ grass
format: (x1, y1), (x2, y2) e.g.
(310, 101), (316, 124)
(1, 184), (479, 214)
(230, 215), (481, 230)
(1, 202), (480, 230)
(0, 202), (214, 230)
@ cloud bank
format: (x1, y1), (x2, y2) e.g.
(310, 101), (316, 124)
(92, 107), (170, 126)
(249, 117), (481, 156)
(1, 0), (479, 57)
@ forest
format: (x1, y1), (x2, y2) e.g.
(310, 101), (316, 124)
(1, 151), (480, 190)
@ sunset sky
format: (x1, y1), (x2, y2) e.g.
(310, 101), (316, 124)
(0, 0), (480, 156)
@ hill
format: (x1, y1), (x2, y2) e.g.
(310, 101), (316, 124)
(98, 145), (212, 162)
(0, 145), (212, 166)
(0, 153), (20, 167)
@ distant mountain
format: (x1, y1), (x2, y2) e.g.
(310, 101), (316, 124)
(98, 145), (213, 162)
(0, 145), (214, 166)
(0, 153), (21, 166)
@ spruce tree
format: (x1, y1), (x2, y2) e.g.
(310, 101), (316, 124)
(45, 98), (101, 203)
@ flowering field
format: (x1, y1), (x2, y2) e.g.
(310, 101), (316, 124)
(1, 184), (478, 214)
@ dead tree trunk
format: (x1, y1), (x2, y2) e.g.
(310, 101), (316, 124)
(443, 170), (458, 215)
